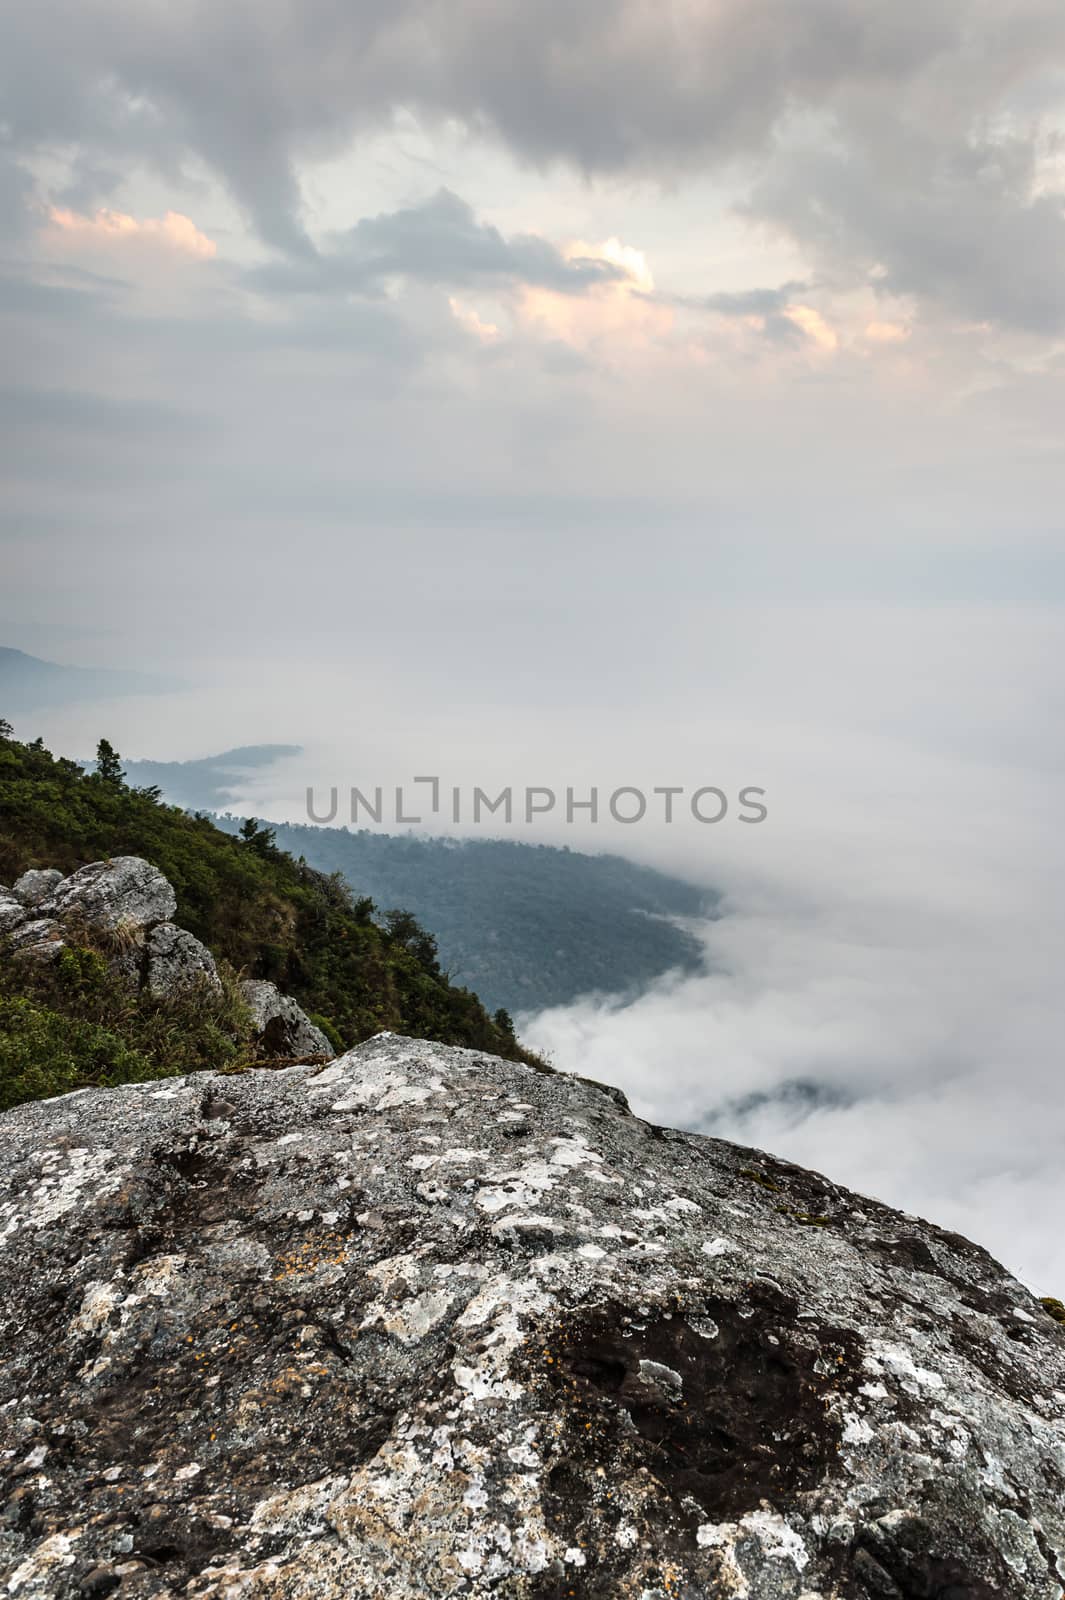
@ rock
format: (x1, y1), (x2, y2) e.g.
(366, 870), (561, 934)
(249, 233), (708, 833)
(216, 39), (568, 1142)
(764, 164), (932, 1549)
(0, 890), (27, 935)
(3, 917), (65, 959)
(12, 869), (63, 908)
(0, 1034), (1061, 1600)
(240, 977), (331, 1058)
(39, 857), (176, 933)
(145, 924), (222, 999)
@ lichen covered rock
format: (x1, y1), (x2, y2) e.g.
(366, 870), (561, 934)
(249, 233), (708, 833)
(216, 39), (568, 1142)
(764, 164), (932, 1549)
(12, 870), (63, 909)
(3, 916), (64, 958)
(0, 890), (28, 936)
(0, 1034), (1062, 1598)
(39, 857), (176, 932)
(240, 977), (331, 1059)
(145, 924), (222, 1000)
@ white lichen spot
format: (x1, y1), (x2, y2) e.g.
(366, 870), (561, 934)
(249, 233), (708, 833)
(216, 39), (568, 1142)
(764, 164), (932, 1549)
(639, 1360), (683, 1402)
(71, 1280), (121, 1337)
(371, 1289), (455, 1347)
(742, 1508), (810, 1570)
(6, 1531), (82, 1591)
(549, 1136), (603, 1168)
(868, 1342), (945, 1392)
(842, 1412), (876, 1446)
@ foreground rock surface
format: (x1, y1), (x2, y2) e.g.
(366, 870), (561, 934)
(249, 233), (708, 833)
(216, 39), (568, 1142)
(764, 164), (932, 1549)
(0, 1035), (1062, 1599)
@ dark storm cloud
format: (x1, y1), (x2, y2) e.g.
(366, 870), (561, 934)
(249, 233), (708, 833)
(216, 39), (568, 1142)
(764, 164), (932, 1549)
(246, 189), (628, 296)
(5, 0), (1065, 326)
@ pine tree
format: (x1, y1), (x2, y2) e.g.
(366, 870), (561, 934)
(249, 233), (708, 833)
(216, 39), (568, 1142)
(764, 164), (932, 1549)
(239, 817), (277, 857)
(95, 739), (125, 786)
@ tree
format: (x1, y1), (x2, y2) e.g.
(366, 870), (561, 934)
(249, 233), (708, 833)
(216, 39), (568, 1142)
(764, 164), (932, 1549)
(239, 817), (277, 857)
(95, 739), (125, 786)
(384, 908), (441, 974)
(0, 718), (12, 742)
(494, 1007), (515, 1037)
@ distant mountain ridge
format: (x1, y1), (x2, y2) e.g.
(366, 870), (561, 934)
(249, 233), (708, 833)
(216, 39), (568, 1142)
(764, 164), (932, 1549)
(0, 646), (176, 710)
(93, 745), (302, 809)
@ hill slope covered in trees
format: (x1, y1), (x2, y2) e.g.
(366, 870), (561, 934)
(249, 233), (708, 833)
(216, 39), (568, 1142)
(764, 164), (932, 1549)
(209, 817), (715, 1015)
(0, 730), (533, 1071)
(110, 746), (716, 1016)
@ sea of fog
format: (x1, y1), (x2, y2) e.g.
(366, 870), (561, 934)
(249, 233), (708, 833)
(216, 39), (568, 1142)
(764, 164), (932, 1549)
(15, 605), (1065, 1293)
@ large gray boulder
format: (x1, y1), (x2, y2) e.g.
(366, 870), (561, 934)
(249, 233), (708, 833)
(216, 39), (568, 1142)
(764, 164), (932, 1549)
(12, 869), (63, 909)
(39, 856), (176, 932)
(240, 977), (331, 1058)
(145, 923), (222, 999)
(0, 1034), (1061, 1599)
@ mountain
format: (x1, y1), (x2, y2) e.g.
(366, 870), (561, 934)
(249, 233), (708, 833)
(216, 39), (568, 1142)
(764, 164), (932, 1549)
(0, 646), (177, 711)
(72, 745), (714, 1016)
(1, 1031), (1062, 1597)
(0, 732), (535, 1074)
(209, 817), (716, 1015)
(98, 745), (302, 810)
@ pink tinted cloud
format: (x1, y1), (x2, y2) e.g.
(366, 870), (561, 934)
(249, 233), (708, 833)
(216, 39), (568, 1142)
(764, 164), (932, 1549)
(46, 207), (217, 259)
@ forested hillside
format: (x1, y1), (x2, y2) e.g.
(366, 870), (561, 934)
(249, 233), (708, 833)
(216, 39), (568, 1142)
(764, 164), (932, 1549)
(211, 817), (715, 1014)
(0, 730), (534, 1065)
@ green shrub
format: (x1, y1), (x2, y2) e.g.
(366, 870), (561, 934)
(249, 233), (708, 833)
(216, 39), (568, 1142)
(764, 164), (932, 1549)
(308, 1011), (345, 1054)
(0, 932), (258, 1109)
(0, 995), (162, 1110)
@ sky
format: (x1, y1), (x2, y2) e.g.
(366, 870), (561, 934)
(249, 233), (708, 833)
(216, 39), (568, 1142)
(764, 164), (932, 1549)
(3, 0), (1065, 1290)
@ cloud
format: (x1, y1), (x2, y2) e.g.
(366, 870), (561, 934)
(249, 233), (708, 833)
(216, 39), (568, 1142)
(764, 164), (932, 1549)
(518, 609), (1065, 1295)
(5, 0), (1065, 330)
(246, 188), (628, 298)
(698, 282), (810, 318)
(448, 297), (501, 345)
(46, 206), (217, 259)
(515, 236), (672, 351)
(864, 319), (911, 343)
(686, 282), (845, 351)
(781, 303), (838, 351)
(749, 113), (1065, 333)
